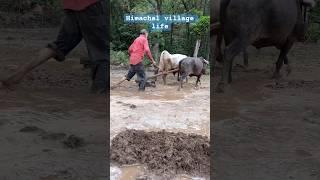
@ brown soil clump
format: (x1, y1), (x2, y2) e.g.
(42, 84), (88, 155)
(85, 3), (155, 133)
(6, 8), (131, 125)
(111, 129), (210, 177)
(63, 135), (85, 149)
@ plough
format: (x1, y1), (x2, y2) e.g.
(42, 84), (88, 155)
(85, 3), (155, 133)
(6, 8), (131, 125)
(146, 68), (179, 80)
(110, 68), (179, 89)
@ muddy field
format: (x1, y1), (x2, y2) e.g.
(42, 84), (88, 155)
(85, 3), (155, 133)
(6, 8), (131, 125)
(110, 66), (210, 179)
(111, 130), (210, 178)
(213, 43), (320, 180)
(0, 29), (107, 179)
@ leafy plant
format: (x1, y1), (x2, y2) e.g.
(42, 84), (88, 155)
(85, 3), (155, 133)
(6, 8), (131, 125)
(110, 50), (129, 65)
(191, 15), (210, 38)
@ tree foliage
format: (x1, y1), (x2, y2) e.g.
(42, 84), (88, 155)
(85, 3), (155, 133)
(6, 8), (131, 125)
(307, 1), (320, 42)
(110, 0), (210, 65)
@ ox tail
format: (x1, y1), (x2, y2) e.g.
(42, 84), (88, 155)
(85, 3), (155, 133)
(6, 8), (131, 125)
(159, 51), (166, 62)
(159, 51), (167, 72)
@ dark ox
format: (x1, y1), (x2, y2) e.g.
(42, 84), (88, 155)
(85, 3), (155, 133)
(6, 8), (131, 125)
(177, 57), (209, 91)
(215, 0), (316, 92)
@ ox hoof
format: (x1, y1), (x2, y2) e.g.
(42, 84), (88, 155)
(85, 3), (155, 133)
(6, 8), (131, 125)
(215, 83), (225, 93)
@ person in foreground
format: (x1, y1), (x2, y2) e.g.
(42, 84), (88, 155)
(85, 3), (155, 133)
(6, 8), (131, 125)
(0, 0), (109, 93)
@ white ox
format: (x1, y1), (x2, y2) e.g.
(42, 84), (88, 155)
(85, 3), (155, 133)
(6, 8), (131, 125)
(158, 50), (187, 85)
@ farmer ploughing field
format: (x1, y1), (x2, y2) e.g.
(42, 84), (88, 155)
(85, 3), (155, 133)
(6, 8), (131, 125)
(111, 29), (158, 91)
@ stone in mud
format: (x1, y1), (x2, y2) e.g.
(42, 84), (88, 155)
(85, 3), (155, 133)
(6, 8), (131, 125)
(19, 126), (45, 133)
(130, 104), (137, 109)
(42, 149), (52, 152)
(119, 101), (137, 109)
(111, 129), (210, 177)
(63, 135), (85, 148)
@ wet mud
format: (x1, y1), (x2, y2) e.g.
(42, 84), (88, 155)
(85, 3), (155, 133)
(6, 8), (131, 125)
(111, 129), (210, 178)
(63, 135), (85, 149)
(0, 28), (107, 179)
(213, 44), (320, 180)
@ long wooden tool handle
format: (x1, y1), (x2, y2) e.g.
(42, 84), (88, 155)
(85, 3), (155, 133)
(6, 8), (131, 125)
(147, 69), (179, 80)
(110, 78), (127, 89)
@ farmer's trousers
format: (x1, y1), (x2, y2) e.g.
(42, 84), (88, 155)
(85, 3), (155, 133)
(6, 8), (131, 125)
(47, 0), (109, 92)
(126, 62), (146, 91)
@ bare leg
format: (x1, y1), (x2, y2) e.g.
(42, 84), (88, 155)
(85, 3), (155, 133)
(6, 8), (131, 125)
(1, 48), (55, 88)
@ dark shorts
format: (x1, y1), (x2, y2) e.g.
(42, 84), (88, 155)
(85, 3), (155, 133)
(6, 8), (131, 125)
(126, 62), (146, 90)
(126, 63), (145, 80)
(47, 0), (109, 63)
